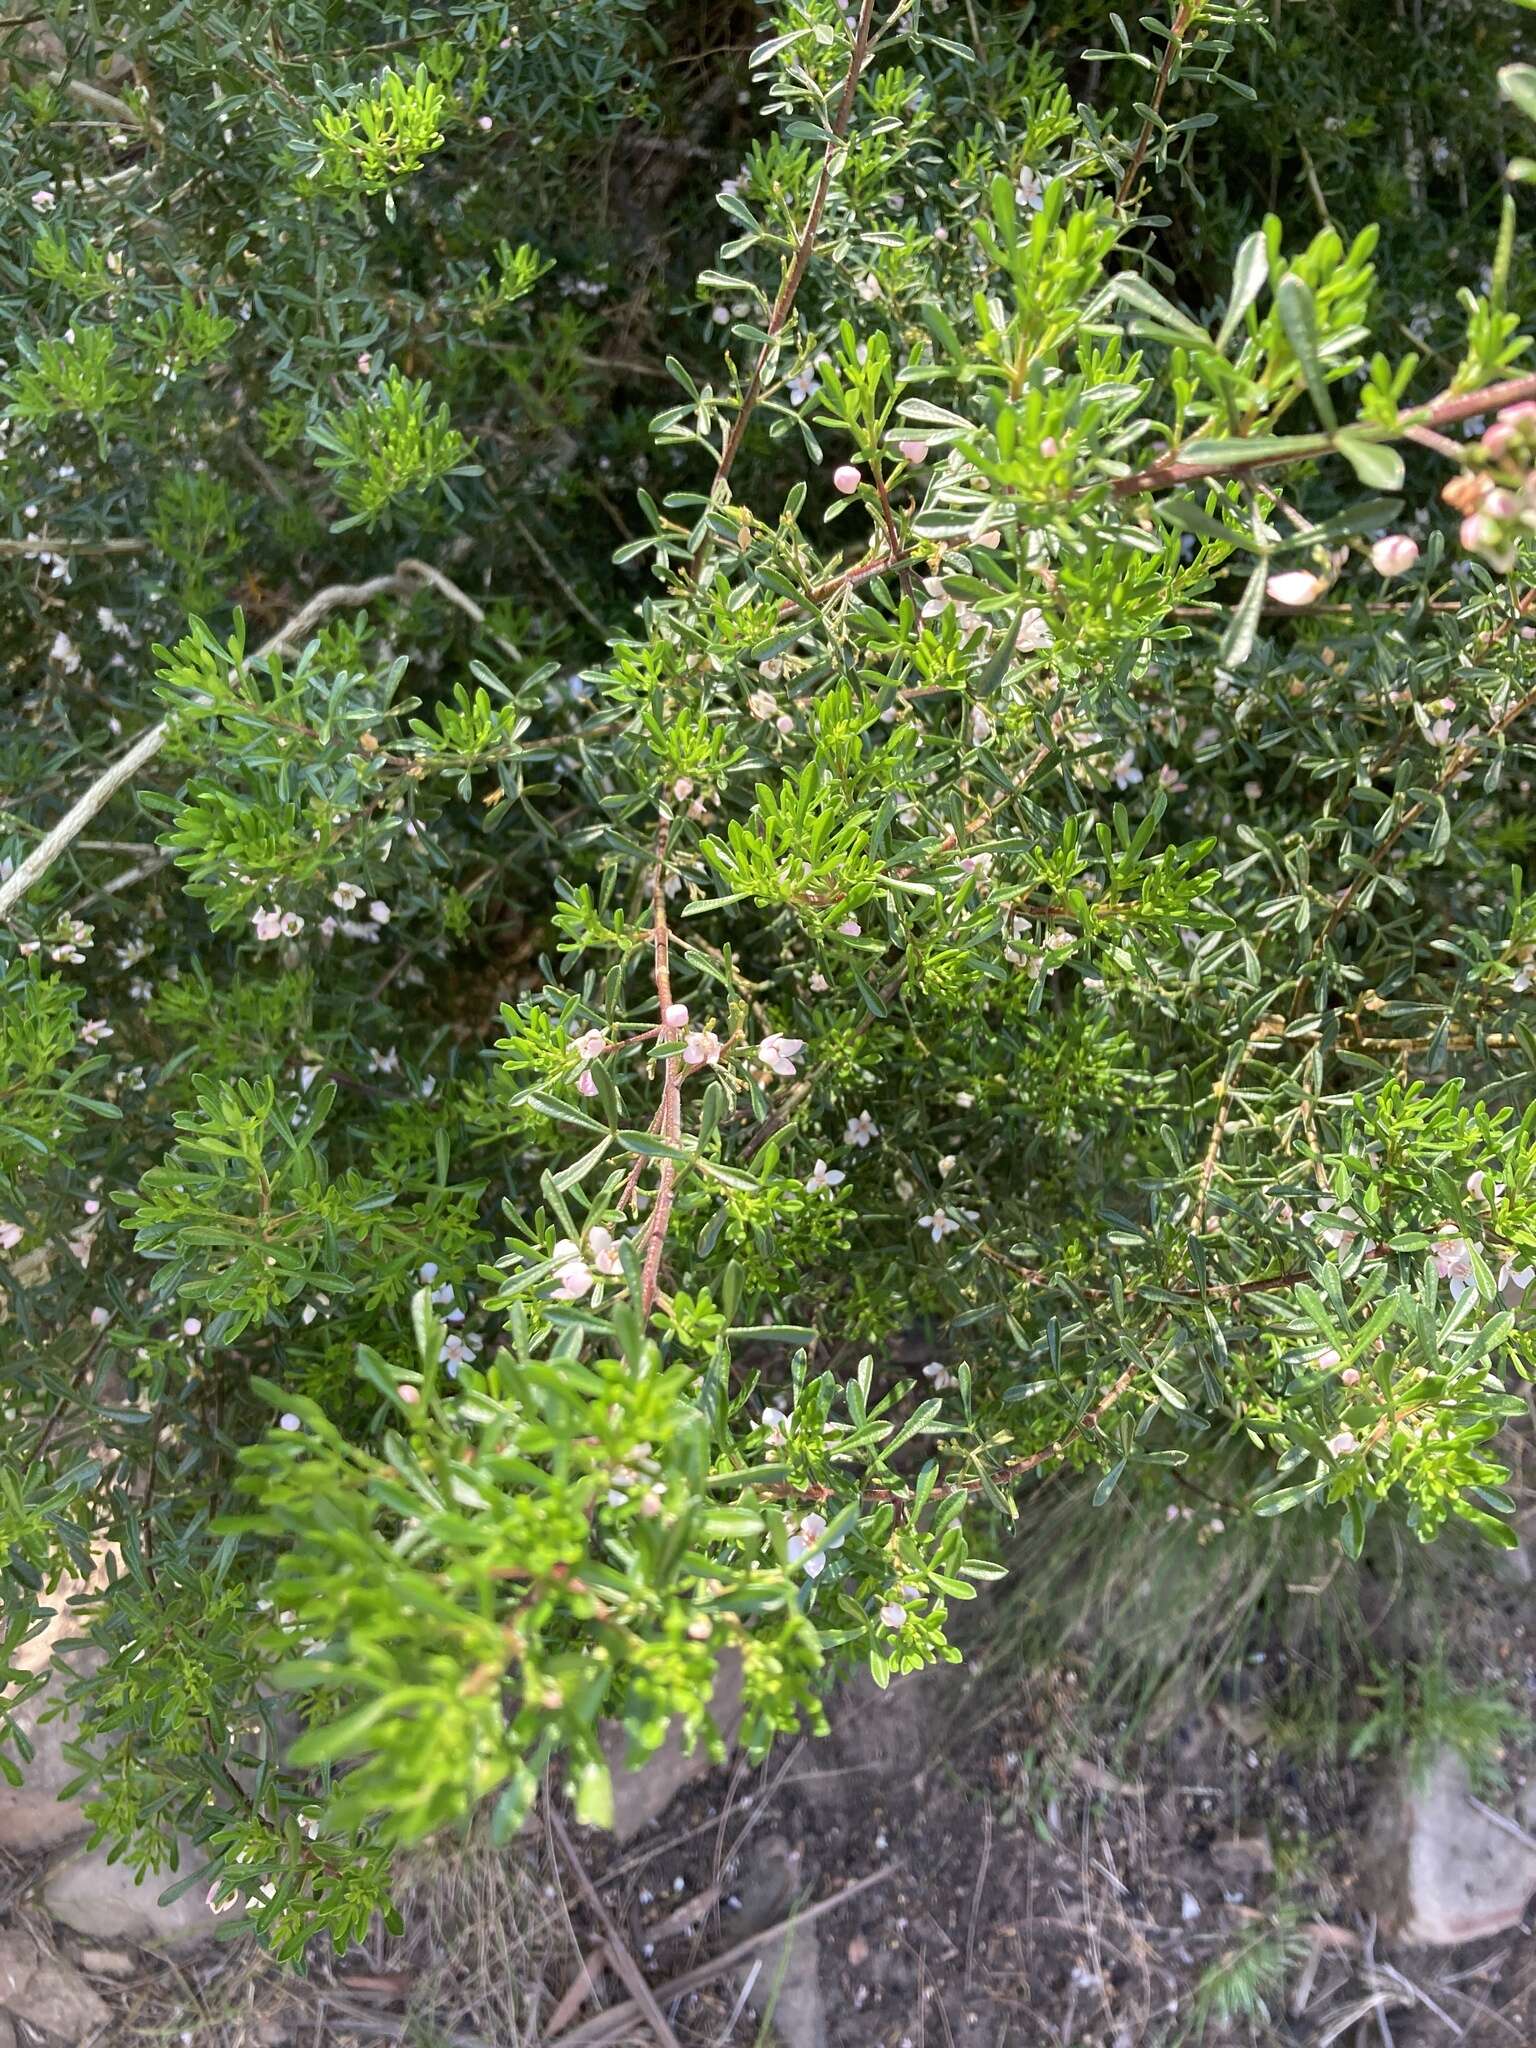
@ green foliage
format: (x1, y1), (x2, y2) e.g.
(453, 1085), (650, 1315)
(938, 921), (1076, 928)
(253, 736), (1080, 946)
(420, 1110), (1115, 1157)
(1347, 1658), (1526, 1793)
(3, 0), (1536, 1965)
(308, 369), (480, 531)
(308, 64), (449, 199)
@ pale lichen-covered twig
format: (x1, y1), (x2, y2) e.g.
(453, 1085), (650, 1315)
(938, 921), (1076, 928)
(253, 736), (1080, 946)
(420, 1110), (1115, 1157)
(0, 557), (515, 924)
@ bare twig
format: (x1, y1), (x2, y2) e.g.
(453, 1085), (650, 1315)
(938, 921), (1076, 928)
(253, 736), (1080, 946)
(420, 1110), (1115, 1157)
(964, 1805), (993, 1987)
(0, 535), (148, 559)
(63, 74), (164, 138)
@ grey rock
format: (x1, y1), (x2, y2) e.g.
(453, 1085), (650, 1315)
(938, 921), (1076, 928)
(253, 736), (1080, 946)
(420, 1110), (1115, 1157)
(0, 1687), (93, 1853)
(733, 1835), (825, 2048)
(0, 1933), (111, 2042)
(1365, 1746), (1536, 1945)
(601, 1648), (744, 1842)
(44, 1840), (235, 1948)
(0, 1558), (112, 1853)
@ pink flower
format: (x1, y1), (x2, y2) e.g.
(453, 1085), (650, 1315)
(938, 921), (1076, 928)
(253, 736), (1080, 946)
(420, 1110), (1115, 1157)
(880, 1602), (907, 1629)
(924, 1359), (956, 1389)
(0, 1221), (23, 1251)
(574, 1028), (607, 1061)
(805, 1158), (846, 1195)
(251, 908), (284, 942)
(1431, 1228), (1477, 1300)
(588, 1226), (623, 1277)
(552, 1239), (594, 1300)
(331, 882), (364, 910)
(683, 1029), (722, 1067)
(837, 916), (861, 938)
(663, 1002), (689, 1028)
(787, 1510), (844, 1577)
(832, 463), (862, 495)
(918, 1210), (961, 1243)
(1015, 167), (1045, 210)
(442, 1331), (481, 1373)
(844, 1110), (879, 1147)
(759, 1032), (805, 1077)
(576, 1067), (599, 1097)
(1326, 1430), (1357, 1458)
(79, 1018), (113, 1046)
(1370, 533), (1419, 578)
(898, 438), (929, 464)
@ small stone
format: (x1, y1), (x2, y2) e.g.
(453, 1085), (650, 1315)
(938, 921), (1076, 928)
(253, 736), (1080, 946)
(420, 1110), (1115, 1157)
(78, 1948), (136, 1978)
(1363, 1746), (1536, 1944)
(0, 1934), (110, 2042)
(45, 1841), (235, 1947)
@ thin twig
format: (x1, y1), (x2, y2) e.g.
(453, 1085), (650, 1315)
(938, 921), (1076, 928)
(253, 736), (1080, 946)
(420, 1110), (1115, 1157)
(964, 1805), (993, 1987)
(0, 536), (148, 559)
(63, 74), (165, 138)
(1115, 368), (1536, 497)
(639, 821), (684, 1318)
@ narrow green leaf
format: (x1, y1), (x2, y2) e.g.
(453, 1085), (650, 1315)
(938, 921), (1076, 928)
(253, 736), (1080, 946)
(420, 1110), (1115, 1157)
(1112, 273), (1211, 348)
(1215, 230), (1269, 352)
(1219, 561), (1268, 668)
(1274, 272), (1336, 428)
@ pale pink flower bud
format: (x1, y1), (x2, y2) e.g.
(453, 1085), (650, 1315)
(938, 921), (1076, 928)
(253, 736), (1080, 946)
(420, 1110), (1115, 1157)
(1265, 569), (1326, 607)
(898, 439), (929, 464)
(832, 463), (862, 494)
(1369, 533), (1419, 578)
(663, 1002), (689, 1028)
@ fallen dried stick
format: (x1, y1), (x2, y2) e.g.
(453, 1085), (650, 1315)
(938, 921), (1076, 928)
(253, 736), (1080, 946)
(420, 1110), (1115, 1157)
(548, 1861), (901, 2046)
(548, 1804), (683, 2048)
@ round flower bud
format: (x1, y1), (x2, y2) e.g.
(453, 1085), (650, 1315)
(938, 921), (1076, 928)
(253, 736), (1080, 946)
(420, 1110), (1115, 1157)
(898, 439), (929, 465)
(832, 463), (862, 494)
(1370, 533), (1419, 578)
(663, 1002), (689, 1028)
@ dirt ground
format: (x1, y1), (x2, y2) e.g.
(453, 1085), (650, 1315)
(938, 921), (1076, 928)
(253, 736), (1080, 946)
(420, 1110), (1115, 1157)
(6, 1485), (1536, 2048)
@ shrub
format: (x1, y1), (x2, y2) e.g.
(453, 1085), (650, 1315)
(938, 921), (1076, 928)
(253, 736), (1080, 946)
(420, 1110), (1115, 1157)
(3, 0), (1536, 1958)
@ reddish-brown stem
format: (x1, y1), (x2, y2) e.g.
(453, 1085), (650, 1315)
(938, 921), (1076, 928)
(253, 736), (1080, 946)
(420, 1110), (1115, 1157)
(1115, 3), (1195, 208)
(1116, 369), (1536, 498)
(693, 0), (877, 570)
(638, 821), (684, 1318)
